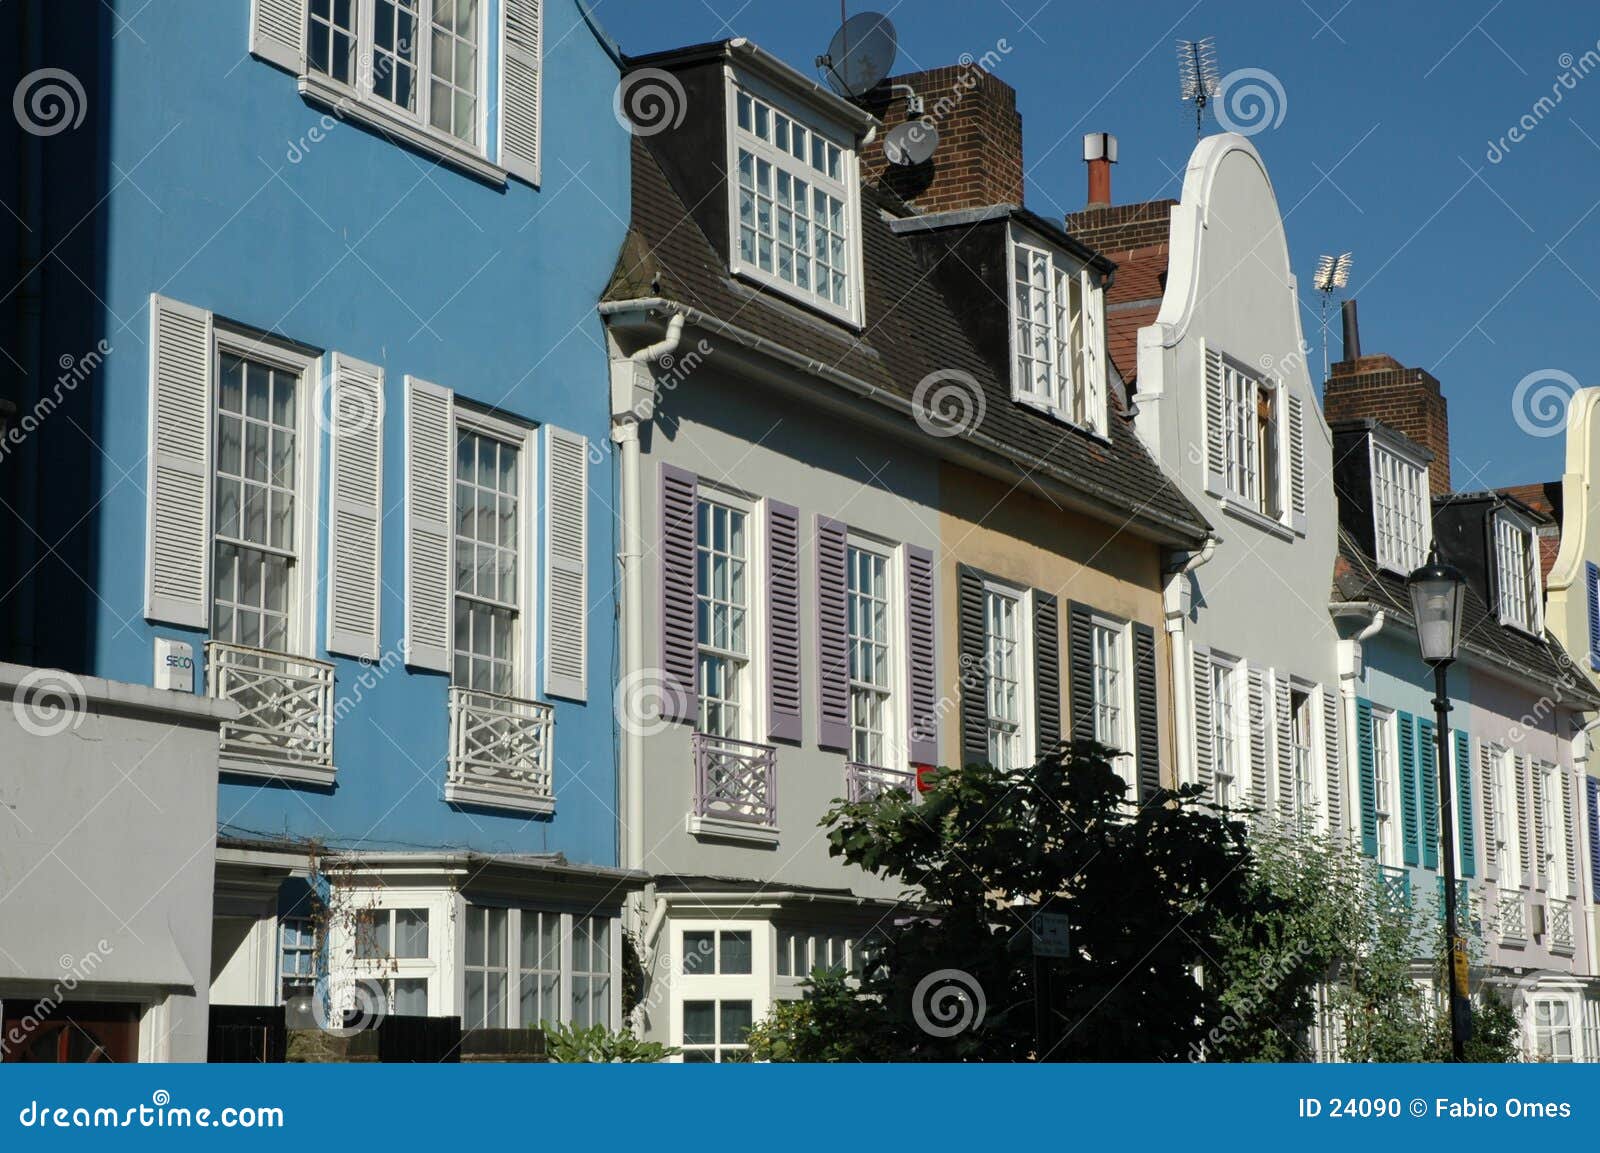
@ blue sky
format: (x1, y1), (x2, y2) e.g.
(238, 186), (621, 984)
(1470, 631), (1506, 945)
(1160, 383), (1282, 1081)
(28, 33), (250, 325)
(596, 0), (1600, 490)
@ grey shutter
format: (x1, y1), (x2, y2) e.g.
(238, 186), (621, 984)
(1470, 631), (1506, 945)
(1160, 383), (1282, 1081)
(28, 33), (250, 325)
(1533, 761), (1548, 888)
(1480, 743), (1497, 879)
(1322, 686), (1342, 835)
(1275, 676), (1294, 818)
(766, 500), (801, 743)
(1192, 646), (1214, 794)
(249, 0), (303, 71)
(1133, 622), (1159, 803)
(543, 425), (588, 701)
(1247, 666), (1268, 810)
(1516, 754), (1533, 888)
(1067, 603), (1095, 744)
(905, 545), (938, 765)
(145, 294), (213, 628)
(403, 377), (452, 672)
(1033, 592), (1061, 758)
(957, 566), (987, 767)
(326, 354), (384, 660)
(500, 0), (543, 185)
(658, 464), (698, 723)
(1288, 390), (1307, 534)
(815, 516), (850, 751)
(1203, 343), (1225, 497)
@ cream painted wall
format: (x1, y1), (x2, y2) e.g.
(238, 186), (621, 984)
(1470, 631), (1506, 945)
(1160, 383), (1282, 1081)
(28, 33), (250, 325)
(1545, 387), (1600, 689)
(936, 463), (1173, 777)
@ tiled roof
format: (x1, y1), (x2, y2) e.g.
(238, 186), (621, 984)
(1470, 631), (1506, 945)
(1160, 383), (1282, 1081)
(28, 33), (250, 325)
(605, 137), (1210, 544)
(1331, 527), (1599, 706)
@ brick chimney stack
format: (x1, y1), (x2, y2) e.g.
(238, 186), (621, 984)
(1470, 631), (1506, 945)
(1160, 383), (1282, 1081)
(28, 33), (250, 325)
(860, 66), (1023, 213)
(1083, 132), (1117, 209)
(1322, 299), (1452, 495)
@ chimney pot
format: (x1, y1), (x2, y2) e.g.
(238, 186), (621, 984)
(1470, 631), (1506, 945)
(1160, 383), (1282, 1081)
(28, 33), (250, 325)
(1341, 299), (1361, 362)
(1083, 132), (1118, 209)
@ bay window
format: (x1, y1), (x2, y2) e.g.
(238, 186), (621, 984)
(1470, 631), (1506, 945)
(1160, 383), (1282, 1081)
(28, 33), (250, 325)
(463, 905), (617, 1031)
(1371, 440), (1430, 573)
(1494, 513), (1542, 632)
(1532, 996), (1576, 1061)
(1008, 227), (1107, 435)
(729, 77), (860, 323)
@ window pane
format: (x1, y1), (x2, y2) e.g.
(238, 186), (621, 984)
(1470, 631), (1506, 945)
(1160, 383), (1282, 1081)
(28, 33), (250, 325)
(392, 978), (428, 1016)
(683, 931), (714, 974)
(683, 1001), (716, 1045)
(719, 931), (752, 975)
(393, 909), (429, 959)
(721, 1001), (753, 1045)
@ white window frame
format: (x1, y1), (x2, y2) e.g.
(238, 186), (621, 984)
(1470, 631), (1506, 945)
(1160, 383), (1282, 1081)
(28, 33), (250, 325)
(338, 893), (444, 1018)
(1211, 654), (1244, 807)
(694, 484), (764, 744)
(724, 68), (863, 326)
(1494, 511), (1543, 633)
(1087, 610), (1135, 786)
(1491, 744), (1519, 881)
(1006, 224), (1108, 437)
(458, 903), (620, 1032)
(845, 534), (906, 771)
(1371, 706), (1400, 868)
(981, 579), (1034, 771)
(296, 0), (500, 180)
(671, 920), (769, 1062)
(1531, 992), (1579, 1062)
(1289, 682), (1319, 822)
(1370, 438), (1431, 574)
(277, 915), (317, 1003)
(210, 328), (320, 657)
(1537, 761), (1566, 898)
(450, 405), (538, 700)
(1216, 357), (1289, 525)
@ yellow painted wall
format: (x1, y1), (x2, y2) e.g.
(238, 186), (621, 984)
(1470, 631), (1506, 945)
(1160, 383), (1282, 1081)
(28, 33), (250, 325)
(937, 461), (1175, 777)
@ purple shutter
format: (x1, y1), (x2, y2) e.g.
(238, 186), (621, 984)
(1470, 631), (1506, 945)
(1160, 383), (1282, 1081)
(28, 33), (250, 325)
(659, 464), (698, 724)
(767, 500), (802, 743)
(815, 515), (850, 751)
(905, 545), (937, 765)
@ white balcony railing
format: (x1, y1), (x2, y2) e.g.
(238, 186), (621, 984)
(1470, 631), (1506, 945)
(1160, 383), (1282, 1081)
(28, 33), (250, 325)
(207, 642), (335, 784)
(1548, 898), (1575, 953)
(447, 687), (556, 814)
(845, 762), (917, 803)
(1497, 890), (1527, 941)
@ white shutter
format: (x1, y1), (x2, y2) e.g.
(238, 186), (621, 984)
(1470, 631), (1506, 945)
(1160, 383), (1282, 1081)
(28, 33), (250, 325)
(404, 376), (453, 672)
(1081, 270), (1107, 435)
(250, 0), (304, 72)
(1288, 389), (1307, 534)
(500, 0), (544, 185)
(327, 354), (385, 660)
(145, 294), (213, 628)
(543, 424), (588, 701)
(1203, 341), (1225, 496)
(1191, 646), (1213, 794)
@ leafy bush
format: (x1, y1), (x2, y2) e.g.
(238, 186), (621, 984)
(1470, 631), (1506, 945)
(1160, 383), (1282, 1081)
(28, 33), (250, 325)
(543, 1022), (677, 1063)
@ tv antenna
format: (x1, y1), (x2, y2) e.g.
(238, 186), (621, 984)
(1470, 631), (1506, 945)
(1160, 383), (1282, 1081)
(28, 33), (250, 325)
(817, 10), (898, 98)
(1177, 37), (1220, 140)
(1313, 252), (1353, 381)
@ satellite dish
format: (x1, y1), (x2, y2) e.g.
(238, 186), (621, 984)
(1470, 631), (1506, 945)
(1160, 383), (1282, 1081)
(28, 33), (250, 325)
(820, 12), (898, 97)
(883, 120), (939, 166)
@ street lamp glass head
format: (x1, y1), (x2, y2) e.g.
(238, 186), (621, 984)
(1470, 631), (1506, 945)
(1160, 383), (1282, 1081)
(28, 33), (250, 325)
(1407, 554), (1467, 664)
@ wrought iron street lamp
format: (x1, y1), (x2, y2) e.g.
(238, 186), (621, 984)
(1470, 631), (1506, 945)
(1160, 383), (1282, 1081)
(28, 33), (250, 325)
(1407, 548), (1470, 1061)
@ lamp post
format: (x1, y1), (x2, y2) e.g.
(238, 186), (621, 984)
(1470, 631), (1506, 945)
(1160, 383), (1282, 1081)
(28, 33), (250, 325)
(1407, 548), (1470, 1061)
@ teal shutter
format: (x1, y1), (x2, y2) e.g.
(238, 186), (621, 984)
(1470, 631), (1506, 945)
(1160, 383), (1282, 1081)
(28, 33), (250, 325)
(1357, 699), (1377, 857)
(1418, 718), (1439, 870)
(1455, 730), (1475, 878)
(1398, 712), (1420, 867)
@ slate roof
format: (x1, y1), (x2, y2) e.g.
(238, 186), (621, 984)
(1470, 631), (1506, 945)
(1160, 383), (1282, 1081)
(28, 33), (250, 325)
(1331, 527), (1600, 706)
(604, 135), (1211, 546)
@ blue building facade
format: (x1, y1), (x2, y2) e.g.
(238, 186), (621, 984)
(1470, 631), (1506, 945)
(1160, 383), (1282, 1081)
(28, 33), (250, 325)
(5, 0), (636, 1042)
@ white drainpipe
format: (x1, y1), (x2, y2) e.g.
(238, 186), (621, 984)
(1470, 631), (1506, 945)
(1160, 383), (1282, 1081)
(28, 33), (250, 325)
(1337, 608), (1385, 837)
(1165, 537), (1216, 787)
(613, 314), (684, 872)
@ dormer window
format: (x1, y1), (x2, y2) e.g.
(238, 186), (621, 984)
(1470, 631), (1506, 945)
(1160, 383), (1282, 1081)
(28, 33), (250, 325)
(1371, 439), (1430, 573)
(727, 75), (861, 324)
(1007, 226), (1107, 436)
(1494, 511), (1542, 632)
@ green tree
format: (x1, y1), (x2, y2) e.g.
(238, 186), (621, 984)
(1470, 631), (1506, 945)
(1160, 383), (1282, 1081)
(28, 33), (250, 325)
(783, 742), (1255, 1061)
